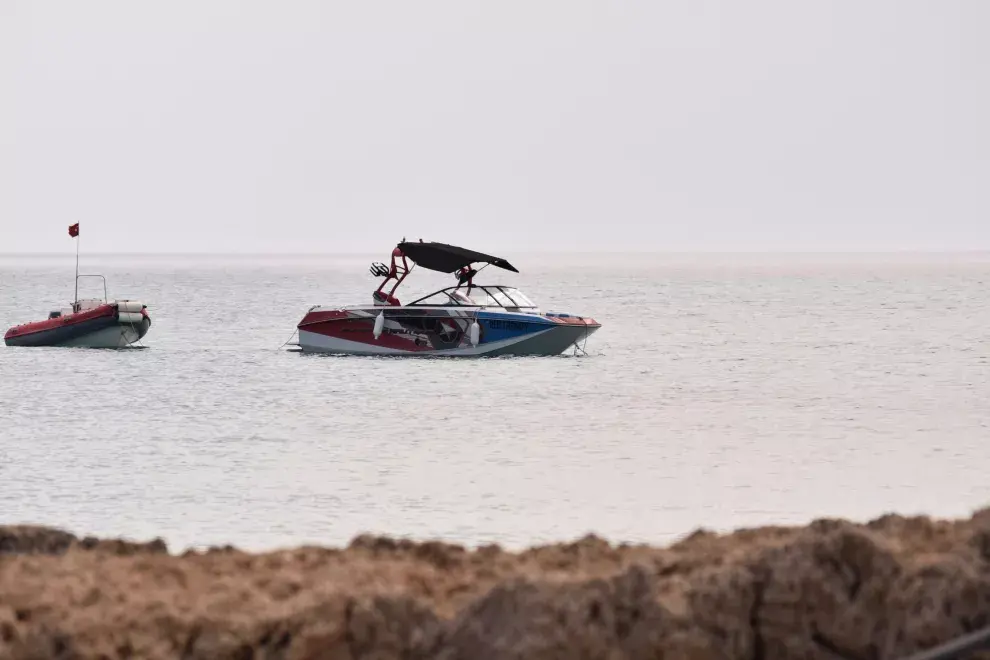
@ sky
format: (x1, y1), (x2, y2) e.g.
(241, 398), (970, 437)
(2, 1), (988, 254)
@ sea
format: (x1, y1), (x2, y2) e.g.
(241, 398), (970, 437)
(1, 252), (988, 553)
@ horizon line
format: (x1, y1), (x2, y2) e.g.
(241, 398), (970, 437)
(4, 249), (990, 257)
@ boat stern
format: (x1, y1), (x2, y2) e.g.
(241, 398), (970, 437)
(115, 300), (152, 341)
(112, 300), (151, 345)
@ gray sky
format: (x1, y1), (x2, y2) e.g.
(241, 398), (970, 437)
(2, 1), (988, 254)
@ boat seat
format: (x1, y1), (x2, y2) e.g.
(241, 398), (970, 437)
(449, 290), (473, 305)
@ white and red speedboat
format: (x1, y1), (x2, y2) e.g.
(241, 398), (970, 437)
(4, 223), (152, 348)
(294, 239), (601, 357)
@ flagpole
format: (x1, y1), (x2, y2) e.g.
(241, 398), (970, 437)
(74, 230), (79, 310)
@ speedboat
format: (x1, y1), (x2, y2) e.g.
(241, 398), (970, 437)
(4, 223), (152, 348)
(294, 240), (601, 357)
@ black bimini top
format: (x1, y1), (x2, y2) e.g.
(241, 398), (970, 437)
(397, 241), (519, 274)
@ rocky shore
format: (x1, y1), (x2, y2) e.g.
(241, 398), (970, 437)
(2, 509), (990, 659)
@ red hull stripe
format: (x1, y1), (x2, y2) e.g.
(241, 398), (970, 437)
(298, 309), (352, 327)
(303, 319), (433, 352)
(4, 304), (116, 340)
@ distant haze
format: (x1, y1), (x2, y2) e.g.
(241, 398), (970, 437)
(2, 1), (988, 254)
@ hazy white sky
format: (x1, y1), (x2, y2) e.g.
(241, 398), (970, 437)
(2, 1), (988, 254)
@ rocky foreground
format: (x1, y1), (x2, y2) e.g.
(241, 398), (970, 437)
(2, 510), (990, 660)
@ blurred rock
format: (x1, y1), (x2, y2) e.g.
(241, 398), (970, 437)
(1, 508), (989, 659)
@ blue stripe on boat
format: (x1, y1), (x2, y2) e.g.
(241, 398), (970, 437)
(475, 311), (554, 344)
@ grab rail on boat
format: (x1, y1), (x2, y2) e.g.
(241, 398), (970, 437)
(74, 274), (108, 311)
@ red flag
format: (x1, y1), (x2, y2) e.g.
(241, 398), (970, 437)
(68, 223), (79, 237)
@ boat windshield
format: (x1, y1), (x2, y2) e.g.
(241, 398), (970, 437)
(498, 287), (536, 307)
(464, 287), (498, 307)
(487, 287), (517, 308)
(407, 285), (539, 308)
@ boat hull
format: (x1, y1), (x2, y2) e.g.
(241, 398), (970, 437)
(296, 307), (599, 357)
(4, 304), (151, 348)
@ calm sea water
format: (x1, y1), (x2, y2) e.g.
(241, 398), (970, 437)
(1, 252), (988, 552)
